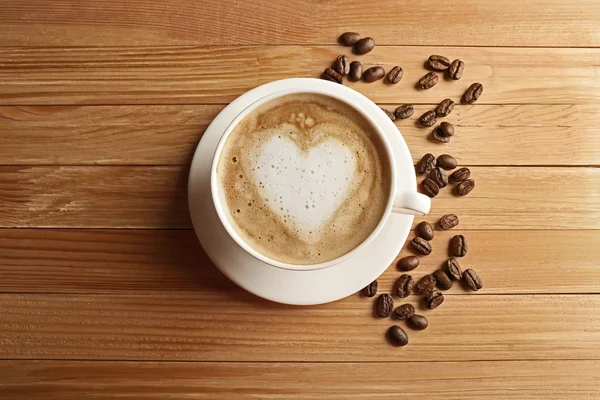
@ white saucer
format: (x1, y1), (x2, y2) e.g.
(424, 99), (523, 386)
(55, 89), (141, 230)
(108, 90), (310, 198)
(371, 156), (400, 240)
(188, 79), (415, 305)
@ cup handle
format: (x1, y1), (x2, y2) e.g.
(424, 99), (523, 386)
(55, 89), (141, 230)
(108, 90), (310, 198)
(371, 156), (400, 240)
(392, 191), (431, 216)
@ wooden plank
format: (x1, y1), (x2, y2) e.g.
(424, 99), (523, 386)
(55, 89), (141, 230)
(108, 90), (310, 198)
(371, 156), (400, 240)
(0, 293), (598, 361)
(0, 166), (597, 229)
(0, 229), (598, 295)
(2, 104), (599, 166)
(0, 0), (598, 47)
(1, 46), (599, 105)
(1, 360), (599, 400)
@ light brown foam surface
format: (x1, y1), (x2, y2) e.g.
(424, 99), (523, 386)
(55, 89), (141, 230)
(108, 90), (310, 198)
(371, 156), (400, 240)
(217, 93), (391, 265)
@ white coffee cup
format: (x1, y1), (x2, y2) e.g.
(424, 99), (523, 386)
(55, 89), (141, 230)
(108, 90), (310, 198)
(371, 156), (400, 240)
(210, 79), (430, 271)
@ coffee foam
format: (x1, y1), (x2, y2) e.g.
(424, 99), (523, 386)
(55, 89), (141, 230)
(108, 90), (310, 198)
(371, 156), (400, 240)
(217, 93), (391, 265)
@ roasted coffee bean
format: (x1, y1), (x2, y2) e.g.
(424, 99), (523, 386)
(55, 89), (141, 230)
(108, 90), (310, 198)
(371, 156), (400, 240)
(395, 274), (414, 298)
(429, 167), (448, 188)
(339, 32), (361, 46)
(425, 291), (444, 310)
(439, 214), (459, 230)
(463, 269), (483, 291)
(407, 314), (428, 330)
(439, 121), (455, 137)
(362, 280), (378, 297)
(435, 98), (455, 117)
(395, 303), (415, 320)
(394, 104), (414, 119)
(333, 55), (350, 76)
(354, 37), (375, 55)
(387, 66), (403, 84)
(348, 61), (363, 82)
(321, 68), (343, 84)
(450, 234), (468, 257)
(456, 179), (475, 196)
(432, 127), (451, 143)
(421, 178), (440, 198)
(363, 66), (385, 82)
(415, 153), (436, 175)
(415, 274), (436, 294)
(377, 293), (394, 318)
(397, 256), (419, 271)
(463, 82), (483, 104)
(388, 325), (409, 347)
(436, 154), (457, 170)
(450, 167), (471, 182)
(446, 257), (463, 280)
(381, 108), (396, 121)
(416, 221), (434, 241)
(418, 72), (439, 89)
(419, 110), (437, 127)
(448, 59), (465, 80)
(432, 268), (453, 290)
(412, 237), (432, 256)
(428, 55), (451, 71)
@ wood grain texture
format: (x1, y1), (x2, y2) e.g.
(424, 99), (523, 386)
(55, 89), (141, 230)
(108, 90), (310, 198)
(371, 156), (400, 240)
(2, 104), (599, 166)
(0, 0), (598, 47)
(1, 229), (598, 295)
(2, 46), (600, 105)
(1, 360), (599, 400)
(1, 166), (597, 229)
(1, 293), (598, 361)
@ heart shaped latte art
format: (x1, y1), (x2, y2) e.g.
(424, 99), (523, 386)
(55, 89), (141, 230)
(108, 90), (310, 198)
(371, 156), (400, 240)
(252, 133), (357, 243)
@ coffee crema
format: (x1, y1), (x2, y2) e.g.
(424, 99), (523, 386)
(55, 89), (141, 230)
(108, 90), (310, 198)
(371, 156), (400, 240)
(217, 93), (391, 264)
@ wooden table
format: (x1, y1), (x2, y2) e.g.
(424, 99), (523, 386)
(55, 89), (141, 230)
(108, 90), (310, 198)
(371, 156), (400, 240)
(1, 1), (599, 398)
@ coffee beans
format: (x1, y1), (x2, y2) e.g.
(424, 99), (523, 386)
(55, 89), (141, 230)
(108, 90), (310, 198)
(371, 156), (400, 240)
(450, 234), (468, 257)
(381, 108), (396, 121)
(463, 82), (483, 104)
(456, 179), (475, 196)
(395, 303), (415, 320)
(415, 153), (436, 174)
(362, 280), (378, 297)
(394, 104), (414, 119)
(339, 32), (361, 46)
(415, 274), (436, 294)
(428, 55), (451, 71)
(416, 221), (434, 241)
(439, 214), (459, 230)
(450, 167), (471, 182)
(354, 37), (375, 55)
(448, 59), (464, 80)
(429, 167), (448, 188)
(432, 268), (453, 290)
(377, 293), (394, 317)
(412, 237), (432, 255)
(435, 98), (455, 117)
(387, 66), (403, 84)
(407, 314), (428, 330)
(388, 325), (409, 347)
(333, 55), (350, 76)
(421, 178), (440, 198)
(432, 128), (451, 143)
(446, 257), (463, 280)
(425, 291), (444, 309)
(395, 274), (414, 298)
(436, 154), (457, 170)
(463, 269), (483, 291)
(397, 256), (419, 271)
(348, 61), (363, 81)
(322, 68), (343, 84)
(419, 110), (437, 127)
(363, 66), (385, 82)
(418, 72), (439, 89)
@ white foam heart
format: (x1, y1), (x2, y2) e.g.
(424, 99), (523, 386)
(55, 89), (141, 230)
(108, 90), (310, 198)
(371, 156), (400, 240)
(252, 134), (356, 243)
